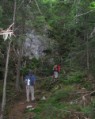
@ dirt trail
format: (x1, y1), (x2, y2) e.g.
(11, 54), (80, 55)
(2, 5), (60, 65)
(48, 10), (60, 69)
(8, 80), (46, 119)
(9, 99), (36, 119)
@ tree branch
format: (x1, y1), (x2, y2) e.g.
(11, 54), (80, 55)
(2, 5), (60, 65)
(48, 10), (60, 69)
(34, 0), (43, 15)
(75, 10), (95, 18)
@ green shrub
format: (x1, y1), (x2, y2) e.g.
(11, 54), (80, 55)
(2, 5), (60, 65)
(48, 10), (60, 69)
(49, 87), (75, 103)
(83, 82), (93, 90)
(62, 71), (84, 84)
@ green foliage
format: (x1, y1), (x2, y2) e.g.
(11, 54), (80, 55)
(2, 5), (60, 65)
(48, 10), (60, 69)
(62, 71), (84, 84)
(41, 0), (58, 4)
(0, 6), (3, 18)
(0, 6), (3, 26)
(67, 71), (84, 82)
(91, 100), (95, 118)
(48, 86), (76, 103)
(0, 81), (3, 100)
(90, 1), (95, 9)
(24, 107), (42, 113)
(36, 16), (45, 22)
(29, 58), (41, 69)
(83, 106), (92, 114)
(33, 85), (86, 119)
(50, 90), (69, 102)
(81, 105), (94, 118)
(21, 58), (41, 75)
(83, 82), (93, 90)
(0, 1), (95, 119)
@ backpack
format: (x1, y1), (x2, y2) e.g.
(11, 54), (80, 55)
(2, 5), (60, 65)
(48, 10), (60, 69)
(57, 65), (61, 72)
(30, 75), (36, 86)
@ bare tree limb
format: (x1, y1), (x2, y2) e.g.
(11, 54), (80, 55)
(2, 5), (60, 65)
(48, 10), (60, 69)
(34, 0), (43, 15)
(75, 10), (95, 18)
(73, 90), (95, 102)
(90, 27), (95, 38)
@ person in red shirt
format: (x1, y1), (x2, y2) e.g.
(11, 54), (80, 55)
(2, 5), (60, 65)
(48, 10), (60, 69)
(53, 64), (61, 81)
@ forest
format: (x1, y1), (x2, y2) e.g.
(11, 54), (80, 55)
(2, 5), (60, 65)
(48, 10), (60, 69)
(0, 0), (95, 119)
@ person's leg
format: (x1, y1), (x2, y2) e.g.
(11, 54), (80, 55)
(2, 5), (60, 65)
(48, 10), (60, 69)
(26, 85), (30, 102)
(56, 71), (58, 80)
(54, 71), (58, 81)
(53, 71), (56, 81)
(30, 86), (35, 101)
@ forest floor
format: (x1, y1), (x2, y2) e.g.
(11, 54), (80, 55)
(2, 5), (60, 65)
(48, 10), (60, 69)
(8, 80), (48, 119)
(8, 95), (37, 119)
(7, 79), (57, 119)
(1, 74), (95, 119)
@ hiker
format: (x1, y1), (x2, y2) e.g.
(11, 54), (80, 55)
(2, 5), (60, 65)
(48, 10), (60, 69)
(53, 65), (58, 81)
(24, 71), (36, 102)
(53, 64), (61, 81)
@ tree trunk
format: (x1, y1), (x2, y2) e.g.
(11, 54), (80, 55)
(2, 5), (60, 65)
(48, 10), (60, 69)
(0, 0), (16, 117)
(86, 34), (90, 71)
(0, 40), (11, 119)
(15, 48), (22, 91)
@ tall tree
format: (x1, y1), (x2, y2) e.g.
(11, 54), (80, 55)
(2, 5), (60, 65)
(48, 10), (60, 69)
(0, 0), (16, 119)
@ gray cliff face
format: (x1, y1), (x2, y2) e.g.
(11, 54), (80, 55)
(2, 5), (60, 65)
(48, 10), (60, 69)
(23, 30), (49, 59)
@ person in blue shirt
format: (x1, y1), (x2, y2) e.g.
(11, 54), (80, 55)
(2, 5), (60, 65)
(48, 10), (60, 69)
(24, 71), (36, 102)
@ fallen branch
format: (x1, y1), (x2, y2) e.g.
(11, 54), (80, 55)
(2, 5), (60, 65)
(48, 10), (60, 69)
(75, 10), (95, 18)
(73, 90), (95, 102)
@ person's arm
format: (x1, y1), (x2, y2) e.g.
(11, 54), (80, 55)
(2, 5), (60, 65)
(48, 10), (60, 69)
(24, 76), (27, 85)
(33, 75), (36, 85)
